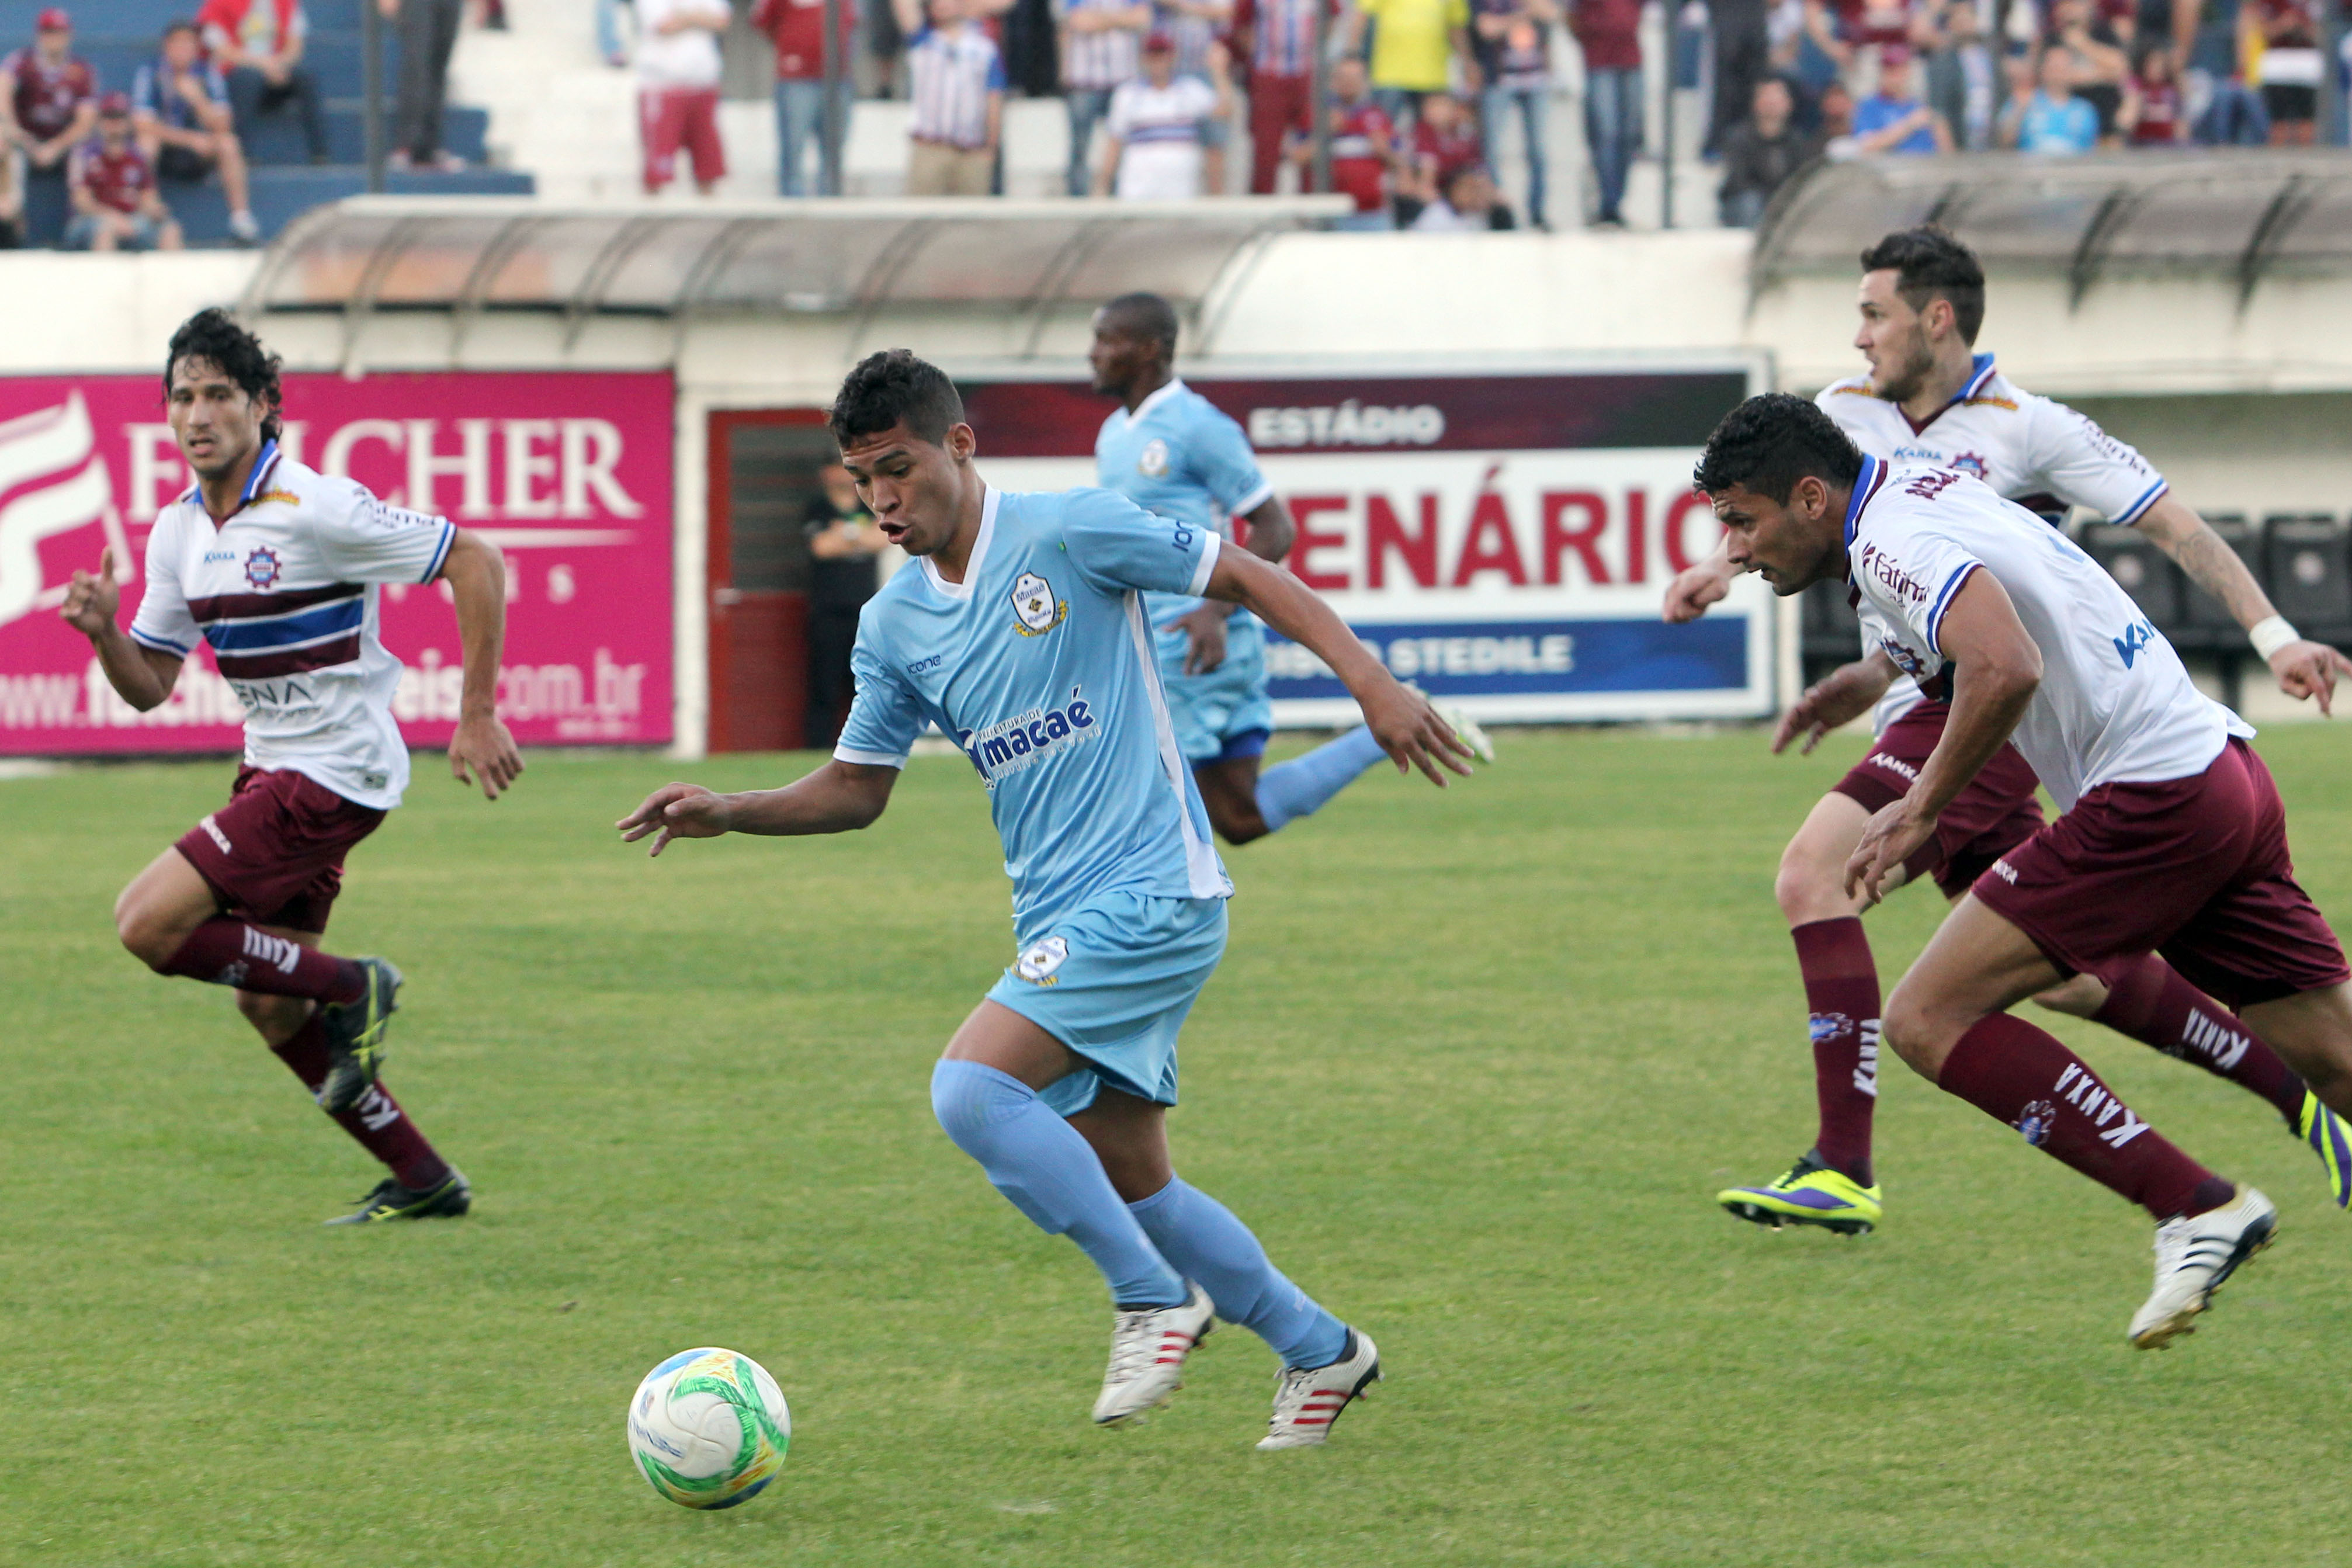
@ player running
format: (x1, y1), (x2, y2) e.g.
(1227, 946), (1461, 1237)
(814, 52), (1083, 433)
(1087, 291), (1493, 847)
(1666, 228), (2352, 1235)
(619, 349), (1475, 1445)
(60, 308), (519, 1226)
(1697, 393), (2352, 1347)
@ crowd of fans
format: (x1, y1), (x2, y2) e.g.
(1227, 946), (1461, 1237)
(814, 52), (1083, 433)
(0, 0), (492, 248)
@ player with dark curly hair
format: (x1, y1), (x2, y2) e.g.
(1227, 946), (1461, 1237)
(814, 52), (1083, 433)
(58, 307), (523, 1226)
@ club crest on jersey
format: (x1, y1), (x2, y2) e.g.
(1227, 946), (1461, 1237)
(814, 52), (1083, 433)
(1949, 450), (1988, 479)
(1137, 438), (1170, 478)
(1011, 571), (1067, 636)
(244, 546), (283, 589)
(1013, 936), (1069, 985)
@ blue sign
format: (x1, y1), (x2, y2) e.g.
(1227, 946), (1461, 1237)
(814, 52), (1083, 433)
(1265, 617), (1749, 699)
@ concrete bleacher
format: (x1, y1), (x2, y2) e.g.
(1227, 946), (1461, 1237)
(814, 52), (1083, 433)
(0, 0), (529, 245)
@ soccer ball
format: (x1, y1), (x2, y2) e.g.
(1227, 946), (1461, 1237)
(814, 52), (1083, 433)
(625, 1347), (792, 1510)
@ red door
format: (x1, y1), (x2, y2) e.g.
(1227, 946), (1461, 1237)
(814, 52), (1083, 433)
(707, 410), (838, 752)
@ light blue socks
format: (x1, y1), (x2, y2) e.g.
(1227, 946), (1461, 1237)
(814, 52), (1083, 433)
(1128, 1177), (1349, 1369)
(931, 1059), (1187, 1309)
(1253, 726), (1389, 834)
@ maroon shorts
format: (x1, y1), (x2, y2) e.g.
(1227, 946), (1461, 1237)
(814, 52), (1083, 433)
(174, 766), (385, 935)
(1972, 738), (2351, 1010)
(640, 87), (725, 190)
(1832, 699), (2047, 899)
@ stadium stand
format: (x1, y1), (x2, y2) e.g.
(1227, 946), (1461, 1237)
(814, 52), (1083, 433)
(2, 0), (529, 245)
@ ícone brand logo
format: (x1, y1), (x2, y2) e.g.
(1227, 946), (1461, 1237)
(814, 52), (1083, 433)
(1014, 935), (1070, 985)
(1011, 570), (1067, 636)
(1137, 438), (1170, 478)
(958, 686), (1097, 788)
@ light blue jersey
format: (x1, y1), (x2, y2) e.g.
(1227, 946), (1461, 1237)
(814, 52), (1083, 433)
(1095, 379), (1280, 762)
(834, 484), (1234, 941)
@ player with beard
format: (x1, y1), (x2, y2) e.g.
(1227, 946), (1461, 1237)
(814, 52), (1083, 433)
(1666, 228), (2352, 1235)
(58, 308), (521, 1225)
(1087, 291), (1492, 847)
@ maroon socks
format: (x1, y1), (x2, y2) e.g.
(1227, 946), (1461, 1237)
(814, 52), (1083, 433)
(1793, 918), (1881, 1187)
(2093, 953), (2307, 1125)
(1938, 1012), (2232, 1220)
(270, 1012), (451, 1192)
(159, 920), (366, 1005)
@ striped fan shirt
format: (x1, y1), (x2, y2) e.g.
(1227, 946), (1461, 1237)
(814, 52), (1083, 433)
(907, 21), (1007, 148)
(130, 441), (456, 809)
(1057, 0), (1143, 89)
(1233, 0), (1320, 77)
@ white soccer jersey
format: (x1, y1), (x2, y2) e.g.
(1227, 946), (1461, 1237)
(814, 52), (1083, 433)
(1818, 352), (2172, 731)
(129, 442), (456, 810)
(1844, 456), (2249, 814)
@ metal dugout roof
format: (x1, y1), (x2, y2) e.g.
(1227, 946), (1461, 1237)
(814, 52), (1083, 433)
(1751, 149), (2352, 308)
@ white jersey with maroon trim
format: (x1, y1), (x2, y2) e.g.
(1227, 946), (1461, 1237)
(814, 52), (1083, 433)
(1843, 455), (2249, 814)
(129, 442), (456, 810)
(1817, 352), (2171, 733)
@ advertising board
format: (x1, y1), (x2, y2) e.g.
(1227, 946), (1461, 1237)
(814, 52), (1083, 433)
(0, 372), (674, 755)
(959, 361), (1771, 723)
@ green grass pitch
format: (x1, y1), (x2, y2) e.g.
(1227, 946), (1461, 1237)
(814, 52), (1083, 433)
(5, 726), (2352, 1566)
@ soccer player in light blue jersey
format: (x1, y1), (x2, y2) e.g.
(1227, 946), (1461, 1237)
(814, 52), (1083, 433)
(619, 350), (1476, 1448)
(1088, 292), (1493, 846)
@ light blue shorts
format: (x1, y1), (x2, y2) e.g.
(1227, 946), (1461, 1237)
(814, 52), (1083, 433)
(986, 889), (1230, 1118)
(1157, 618), (1274, 765)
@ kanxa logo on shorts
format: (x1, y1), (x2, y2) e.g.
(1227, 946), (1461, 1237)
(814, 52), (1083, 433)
(1010, 571), (1067, 637)
(244, 546), (283, 589)
(1014, 936), (1069, 985)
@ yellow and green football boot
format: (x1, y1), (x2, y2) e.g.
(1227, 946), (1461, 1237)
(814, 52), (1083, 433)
(1716, 1152), (1882, 1236)
(2297, 1091), (2352, 1209)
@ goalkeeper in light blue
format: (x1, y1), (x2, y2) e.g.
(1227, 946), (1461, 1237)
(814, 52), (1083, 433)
(1088, 292), (1493, 845)
(620, 350), (1479, 1449)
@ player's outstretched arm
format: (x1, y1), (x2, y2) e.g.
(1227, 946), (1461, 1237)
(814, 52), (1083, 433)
(436, 528), (525, 800)
(1661, 535), (1737, 623)
(618, 762), (899, 857)
(1845, 573), (2039, 904)
(2136, 494), (2352, 714)
(60, 545), (181, 710)
(1772, 651), (1897, 755)
(1203, 546), (1475, 785)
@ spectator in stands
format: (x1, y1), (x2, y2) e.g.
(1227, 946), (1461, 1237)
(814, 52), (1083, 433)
(1470, 0), (1552, 228)
(1059, 0), (1147, 196)
(803, 463), (884, 750)
(68, 93), (183, 251)
(1569, 0), (1640, 227)
(1708, 0), (1769, 157)
(1231, 0), (1319, 193)
(1397, 87), (1479, 223)
(901, 0), (1004, 194)
(0, 142), (20, 245)
(2002, 41), (2099, 147)
(1815, 73), (1854, 145)
(1716, 74), (1812, 226)
(382, 0), (467, 171)
(599, 0), (633, 66)
(1354, 0), (1477, 127)
(753, 0), (854, 194)
(133, 22), (259, 243)
(1307, 54), (1396, 227)
(2121, 37), (2186, 141)
(636, 0), (729, 195)
(1852, 43), (1951, 149)
(2246, 0), (2320, 144)
(1923, 0), (1999, 148)
(1408, 158), (1514, 227)
(1158, 0), (1235, 192)
(2, 8), (97, 176)
(1098, 29), (1222, 194)
(198, 0), (329, 164)
(2044, 0), (2127, 143)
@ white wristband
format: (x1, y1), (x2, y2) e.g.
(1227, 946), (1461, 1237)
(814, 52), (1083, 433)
(2250, 616), (2302, 662)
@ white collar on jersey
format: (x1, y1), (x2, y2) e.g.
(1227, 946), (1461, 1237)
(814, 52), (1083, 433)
(920, 483), (1001, 601)
(1115, 377), (1187, 429)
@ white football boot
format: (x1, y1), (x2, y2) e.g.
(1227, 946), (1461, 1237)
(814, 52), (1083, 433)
(1257, 1328), (1380, 1450)
(1092, 1283), (1215, 1426)
(1404, 682), (1496, 764)
(2128, 1186), (2277, 1350)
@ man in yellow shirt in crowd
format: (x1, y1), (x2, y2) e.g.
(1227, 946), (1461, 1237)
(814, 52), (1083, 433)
(1350, 0), (1477, 128)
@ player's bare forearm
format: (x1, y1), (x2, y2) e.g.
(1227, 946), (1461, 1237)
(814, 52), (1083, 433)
(619, 762), (897, 856)
(61, 546), (179, 709)
(1772, 650), (1896, 755)
(1205, 547), (1475, 782)
(2138, 494), (2274, 628)
(1241, 495), (1295, 563)
(438, 527), (525, 798)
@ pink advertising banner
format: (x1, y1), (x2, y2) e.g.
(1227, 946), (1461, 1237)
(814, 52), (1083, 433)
(0, 370), (674, 755)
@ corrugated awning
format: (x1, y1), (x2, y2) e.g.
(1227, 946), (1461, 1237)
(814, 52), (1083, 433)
(1752, 149), (2352, 307)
